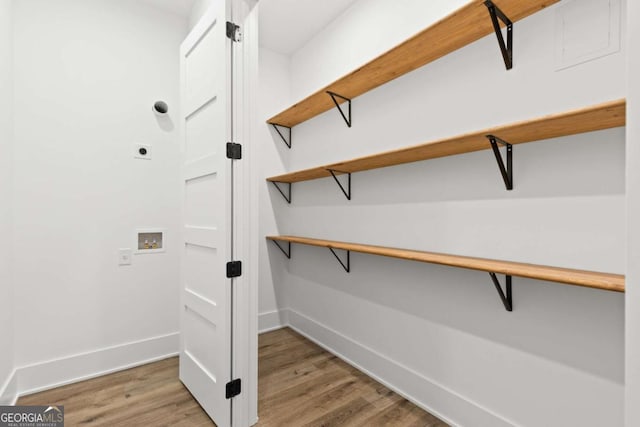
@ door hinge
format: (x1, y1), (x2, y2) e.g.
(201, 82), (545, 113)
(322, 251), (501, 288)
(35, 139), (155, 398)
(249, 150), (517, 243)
(226, 261), (242, 278)
(226, 142), (242, 160)
(226, 21), (241, 42)
(226, 378), (241, 399)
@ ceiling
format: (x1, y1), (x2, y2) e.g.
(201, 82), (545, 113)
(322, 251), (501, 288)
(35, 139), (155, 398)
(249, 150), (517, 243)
(259, 0), (359, 55)
(138, 0), (198, 17)
(136, 0), (359, 54)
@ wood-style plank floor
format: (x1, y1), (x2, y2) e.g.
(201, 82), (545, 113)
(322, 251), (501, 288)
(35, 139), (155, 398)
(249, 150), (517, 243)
(257, 328), (447, 427)
(18, 328), (448, 426)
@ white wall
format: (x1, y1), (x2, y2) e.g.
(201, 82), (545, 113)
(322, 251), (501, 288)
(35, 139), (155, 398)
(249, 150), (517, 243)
(626, 1), (639, 425)
(290, 0), (468, 101)
(0, 0), (15, 405)
(256, 47), (291, 332)
(11, 0), (187, 394)
(263, 1), (626, 426)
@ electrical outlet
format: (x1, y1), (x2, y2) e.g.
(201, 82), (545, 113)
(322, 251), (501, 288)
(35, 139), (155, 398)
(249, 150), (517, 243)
(134, 143), (152, 160)
(118, 248), (132, 265)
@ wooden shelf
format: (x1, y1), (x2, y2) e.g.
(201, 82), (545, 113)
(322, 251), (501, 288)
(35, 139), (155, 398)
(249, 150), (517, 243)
(267, 0), (559, 128)
(267, 235), (625, 293)
(267, 99), (626, 184)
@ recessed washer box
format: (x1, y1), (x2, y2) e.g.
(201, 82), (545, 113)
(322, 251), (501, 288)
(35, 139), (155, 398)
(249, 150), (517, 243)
(136, 229), (165, 254)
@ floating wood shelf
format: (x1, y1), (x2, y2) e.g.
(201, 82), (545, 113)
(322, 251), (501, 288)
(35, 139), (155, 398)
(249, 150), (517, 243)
(267, 99), (626, 194)
(267, 0), (559, 129)
(267, 235), (624, 310)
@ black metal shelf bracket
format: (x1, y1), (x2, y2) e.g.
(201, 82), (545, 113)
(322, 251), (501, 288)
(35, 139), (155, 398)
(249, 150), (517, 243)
(484, 0), (513, 70)
(271, 240), (291, 259)
(489, 273), (513, 311)
(329, 248), (350, 273)
(327, 169), (352, 200)
(271, 124), (292, 149)
(326, 91), (352, 127)
(486, 135), (513, 190)
(271, 181), (292, 204)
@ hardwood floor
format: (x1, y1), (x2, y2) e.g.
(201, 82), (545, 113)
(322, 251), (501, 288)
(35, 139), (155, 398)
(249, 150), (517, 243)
(18, 328), (448, 426)
(258, 328), (447, 427)
(18, 357), (212, 426)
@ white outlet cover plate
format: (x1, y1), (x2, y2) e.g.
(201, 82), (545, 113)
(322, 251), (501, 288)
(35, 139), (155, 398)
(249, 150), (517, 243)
(118, 248), (133, 265)
(134, 143), (152, 160)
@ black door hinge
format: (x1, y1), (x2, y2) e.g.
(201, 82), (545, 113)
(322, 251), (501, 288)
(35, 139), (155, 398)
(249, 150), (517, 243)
(226, 22), (241, 42)
(225, 378), (241, 399)
(226, 261), (242, 278)
(226, 142), (242, 160)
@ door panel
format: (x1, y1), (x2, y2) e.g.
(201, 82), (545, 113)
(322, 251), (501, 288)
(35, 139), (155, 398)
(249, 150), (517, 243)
(183, 244), (222, 304)
(184, 20), (226, 116)
(185, 174), (224, 226)
(185, 99), (226, 163)
(179, 0), (232, 425)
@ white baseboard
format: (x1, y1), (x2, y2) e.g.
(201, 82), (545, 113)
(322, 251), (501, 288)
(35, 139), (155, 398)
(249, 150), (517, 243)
(0, 369), (18, 405)
(286, 308), (515, 427)
(17, 332), (180, 397)
(258, 309), (288, 334)
(6, 310), (513, 425)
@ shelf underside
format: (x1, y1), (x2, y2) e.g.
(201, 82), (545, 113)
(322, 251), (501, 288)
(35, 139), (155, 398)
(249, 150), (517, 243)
(267, 0), (559, 128)
(267, 99), (626, 184)
(267, 235), (625, 292)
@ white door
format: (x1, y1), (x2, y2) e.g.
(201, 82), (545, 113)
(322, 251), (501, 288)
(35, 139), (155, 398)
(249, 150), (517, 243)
(179, 1), (239, 426)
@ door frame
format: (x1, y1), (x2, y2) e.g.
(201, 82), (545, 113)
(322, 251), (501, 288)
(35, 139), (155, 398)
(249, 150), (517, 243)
(229, 0), (259, 425)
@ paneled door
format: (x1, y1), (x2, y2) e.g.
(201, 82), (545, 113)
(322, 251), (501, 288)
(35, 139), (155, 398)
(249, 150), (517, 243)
(179, 1), (240, 426)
